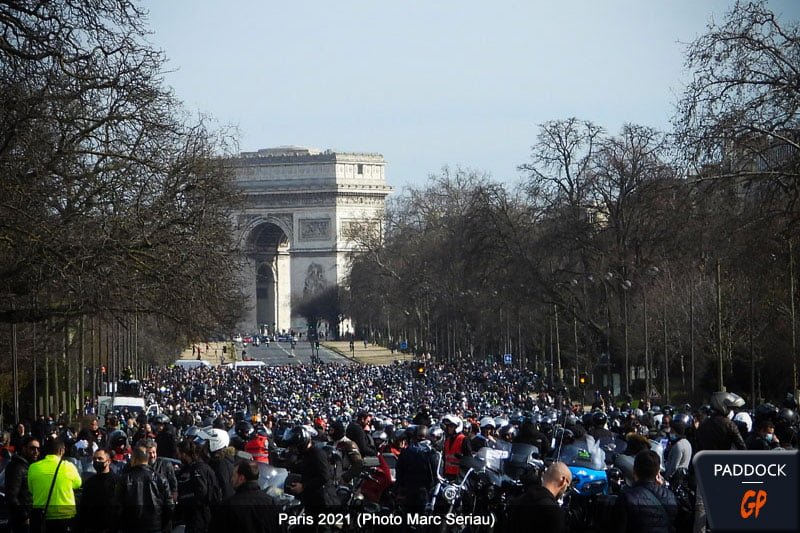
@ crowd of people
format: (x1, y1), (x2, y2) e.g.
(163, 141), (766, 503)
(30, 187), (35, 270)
(1, 360), (798, 533)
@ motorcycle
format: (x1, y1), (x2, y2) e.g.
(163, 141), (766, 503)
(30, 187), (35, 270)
(560, 442), (617, 533)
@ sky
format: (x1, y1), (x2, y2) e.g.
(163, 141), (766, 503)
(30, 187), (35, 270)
(142, 1), (799, 190)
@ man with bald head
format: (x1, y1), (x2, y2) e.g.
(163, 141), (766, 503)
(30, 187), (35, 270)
(508, 461), (571, 532)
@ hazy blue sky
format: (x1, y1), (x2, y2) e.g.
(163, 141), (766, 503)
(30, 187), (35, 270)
(142, 1), (798, 190)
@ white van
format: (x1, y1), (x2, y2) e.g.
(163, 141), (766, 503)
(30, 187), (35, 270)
(224, 360), (266, 369)
(174, 359), (212, 369)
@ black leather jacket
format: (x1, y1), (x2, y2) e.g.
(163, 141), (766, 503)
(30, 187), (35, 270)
(696, 414), (746, 451)
(120, 464), (174, 533)
(3, 454), (32, 524)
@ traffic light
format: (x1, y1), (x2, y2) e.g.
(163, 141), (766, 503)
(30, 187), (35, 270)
(415, 363), (426, 378)
(579, 373), (588, 386)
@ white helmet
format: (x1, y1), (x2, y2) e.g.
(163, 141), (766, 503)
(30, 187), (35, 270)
(202, 428), (230, 453)
(441, 414), (463, 433)
(494, 416), (509, 429)
(479, 416), (496, 430)
(733, 412), (753, 434)
(652, 414), (664, 428)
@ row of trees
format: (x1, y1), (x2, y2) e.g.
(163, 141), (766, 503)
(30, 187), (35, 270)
(344, 1), (799, 404)
(0, 1), (246, 423)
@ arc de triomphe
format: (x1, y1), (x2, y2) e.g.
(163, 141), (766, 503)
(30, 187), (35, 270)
(230, 146), (392, 335)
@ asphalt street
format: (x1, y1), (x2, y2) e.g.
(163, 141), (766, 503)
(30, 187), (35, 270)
(236, 339), (353, 365)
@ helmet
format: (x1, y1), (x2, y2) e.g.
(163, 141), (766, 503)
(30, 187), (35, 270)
(184, 426), (203, 441)
(372, 430), (388, 444)
(778, 408), (798, 425)
(754, 403), (779, 423)
(499, 425), (518, 441)
(783, 393), (798, 410)
(108, 430), (128, 450)
(202, 428), (231, 453)
(672, 413), (693, 427)
(582, 413), (594, 427)
(662, 405), (675, 416)
(441, 414), (463, 433)
(407, 424), (429, 441)
(494, 416), (509, 429)
(652, 414), (664, 428)
(329, 420), (346, 441)
(591, 411), (608, 428)
(710, 392), (745, 416)
(153, 414), (170, 425)
(429, 426), (443, 442)
(392, 428), (408, 442)
(479, 417), (496, 430)
(284, 426), (312, 450)
(235, 421), (254, 440)
(633, 409), (644, 418)
(733, 412), (753, 434)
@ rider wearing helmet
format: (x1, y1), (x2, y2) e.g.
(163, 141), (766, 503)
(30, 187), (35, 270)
(775, 408), (799, 448)
(664, 417), (692, 479)
(695, 392), (746, 452)
(441, 414), (471, 481)
(396, 425), (438, 514)
(153, 413), (178, 459)
(284, 426), (339, 513)
(243, 425), (270, 464)
(472, 417), (498, 451)
(588, 410), (614, 440)
(329, 420), (364, 484)
(200, 428), (235, 500)
(231, 420), (253, 451)
(346, 410), (377, 457)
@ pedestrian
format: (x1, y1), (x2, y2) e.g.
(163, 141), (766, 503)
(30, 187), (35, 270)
(613, 450), (677, 533)
(508, 461), (571, 533)
(746, 419), (781, 450)
(209, 460), (279, 533)
(664, 417), (692, 479)
(120, 445), (174, 533)
(4, 435), (40, 533)
(78, 449), (122, 533)
(141, 439), (178, 504)
(27, 437), (82, 533)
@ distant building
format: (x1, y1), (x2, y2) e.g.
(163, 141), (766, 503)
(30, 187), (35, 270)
(229, 146), (392, 335)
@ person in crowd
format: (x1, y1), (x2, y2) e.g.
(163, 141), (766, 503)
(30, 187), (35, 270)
(27, 437), (82, 533)
(328, 420), (363, 484)
(4, 435), (40, 533)
(394, 425), (438, 514)
(142, 439), (178, 504)
(78, 448), (122, 533)
(508, 462), (571, 533)
(284, 426), (339, 516)
(346, 410), (376, 457)
(120, 445), (174, 533)
(746, 419), (781, 450)
(177, 439), (220, 533)
(202, 428), (236, 500)
(209, 460), (279, 533)
(664, 416), (693, 479)
(614, 450), (677, 533)
(10, 422), (28, 451)
(154, 414), (178, 459)
(441, 414), (471, 481)
(471, 417), (498, 451)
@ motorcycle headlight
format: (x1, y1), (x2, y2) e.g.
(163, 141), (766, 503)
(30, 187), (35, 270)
(442, 484), (459, 502)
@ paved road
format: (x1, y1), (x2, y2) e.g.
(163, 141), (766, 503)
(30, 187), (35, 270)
(236, 339), (353, 365)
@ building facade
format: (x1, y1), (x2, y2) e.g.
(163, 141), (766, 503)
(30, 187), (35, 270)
(231, 146), (392, 335)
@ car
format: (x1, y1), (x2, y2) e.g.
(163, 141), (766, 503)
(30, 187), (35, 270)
(242, 336), (252, 344)
(276, 334), (293, 342)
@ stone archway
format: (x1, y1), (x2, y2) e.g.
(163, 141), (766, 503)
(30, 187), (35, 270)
(245, 222), (291, 335)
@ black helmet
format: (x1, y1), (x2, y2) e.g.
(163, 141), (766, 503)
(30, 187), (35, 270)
(581, 413), (594, 427)
(329, 420), (346, 441)
(284, 426), (312, 450)
(783, 393), (798, 410)
(778, 408), (798, 425)
(592, 411), (608, 427)
(407, 424), (429, 441)
(499, 425), (518, 441)
(662, 405), (674, 416)
(754, 403), (779, 423)
(108, 430), (128, 450)
(153, 413), (170, 425)
(235, 421), (254, 440)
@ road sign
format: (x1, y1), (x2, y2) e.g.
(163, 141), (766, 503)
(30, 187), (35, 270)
(503, 353), (512, 365)
(399, 341), (408, 350)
